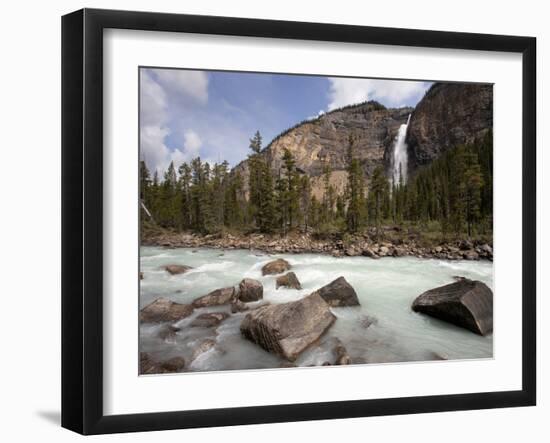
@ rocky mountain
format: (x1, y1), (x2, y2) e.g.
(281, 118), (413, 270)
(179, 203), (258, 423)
(234, 101), (412, 197)
(406, 82), (493, 170)
(233, 82), (492, 197)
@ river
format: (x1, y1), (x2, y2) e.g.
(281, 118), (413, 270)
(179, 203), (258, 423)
(140, 246), (493, 372)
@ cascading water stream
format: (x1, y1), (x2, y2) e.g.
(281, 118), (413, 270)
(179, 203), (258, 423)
(392, 114), (411, 185)
(140, 247), (493, 371)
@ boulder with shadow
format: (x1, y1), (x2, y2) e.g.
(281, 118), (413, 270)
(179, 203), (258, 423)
(412, 278), (493, 335)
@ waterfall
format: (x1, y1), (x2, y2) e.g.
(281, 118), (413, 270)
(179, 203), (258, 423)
(392, 114), (410, 185)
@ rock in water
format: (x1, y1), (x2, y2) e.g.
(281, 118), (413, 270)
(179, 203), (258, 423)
(140, 297), (194, 323)
(311, 276), (360, 307)
(240, 293), (336, 361)
(261, 258), (291, 275)
(159, 356), (186, 373)
(333, 340), (352, 365)
(191, 339), (217, 362)
(140, 353), (186, 374)
(362, 248), (379, 259)
(238, 278), (263, 302)
(191, 312), (230, 328)
(276, 272), (302, 290)
(411, 279), (493, 335)
(231, 300), (250, 313)
(158, 324), (180, 340)
(192, 287), (236, 308)
(164, 264), (193, 275)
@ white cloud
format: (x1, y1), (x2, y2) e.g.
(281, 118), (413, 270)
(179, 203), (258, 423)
(139, 70), (205, 175)
(307, 110), (326, 120)
(327, 78), (430, 110)
(140, 70), (167, 127)
(182, 130), (202, 159)
(154, 69), (209, 105)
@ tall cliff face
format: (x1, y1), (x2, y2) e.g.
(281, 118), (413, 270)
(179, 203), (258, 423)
(406, 83), (493, 170)
(235, 102), (412, 196)
(232, 83), (492, 198)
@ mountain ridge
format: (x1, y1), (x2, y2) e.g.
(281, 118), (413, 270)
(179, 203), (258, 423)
(232, 81), (492, 199)
(234, 100), (413, 197)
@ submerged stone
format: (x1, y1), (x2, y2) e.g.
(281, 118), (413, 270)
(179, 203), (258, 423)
(164, 264), (193, 275)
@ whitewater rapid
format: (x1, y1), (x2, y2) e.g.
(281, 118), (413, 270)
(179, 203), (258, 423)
(140, 247), (493, 372)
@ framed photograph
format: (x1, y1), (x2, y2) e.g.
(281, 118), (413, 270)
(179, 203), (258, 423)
(62, 8), (536, 435)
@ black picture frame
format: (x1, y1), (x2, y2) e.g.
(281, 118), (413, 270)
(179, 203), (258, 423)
(61, 8), (537, 435)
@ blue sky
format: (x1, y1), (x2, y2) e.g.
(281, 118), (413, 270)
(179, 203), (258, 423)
(140, 68), (432, 175)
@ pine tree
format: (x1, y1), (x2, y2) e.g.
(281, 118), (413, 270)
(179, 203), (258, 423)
(189, 157), (205, 231)
(258, 160), (275, 232)
(463, 149), (484, 237)
(367, 166), (388, 235)
(139, 160), (151, 202)
(141, 127), (492, 241)
(308, 195), (321, 229)
(274, 168), (286, 231)
(224, 171), (245, 228)
(321, 162), (335, 223)
(246, 131), (275, 233)
(276, 148), (300, 233)
(298, 175), (312, 231)
(178, 162), (192, 228)
(345, 135), (366, 233)
(157, 161), (180, 227)
(449, 146), (467, 234)
(247, 130), (264, 228)
(478, 130), (493, 232)
(210, 162), (228, 229)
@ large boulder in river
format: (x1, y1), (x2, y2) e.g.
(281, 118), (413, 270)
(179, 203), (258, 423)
(240, 293), (336, 361)
(164, 264), (193, 275)
(276, 272), (302, 290)
(262, 258), (291, 275)
(311, 277), (360, 307)
(192, 287), (236, 308)
(412, 279), (493, 335)
(140, 297), (194, 323)
(238, 278), (263, 302)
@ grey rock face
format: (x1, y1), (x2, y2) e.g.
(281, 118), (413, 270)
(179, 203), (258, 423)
(412, 279), (493, 335)
(406, 83), (493, 170)
(234, 102), (412, 197)
(240, 293), (336, 361)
